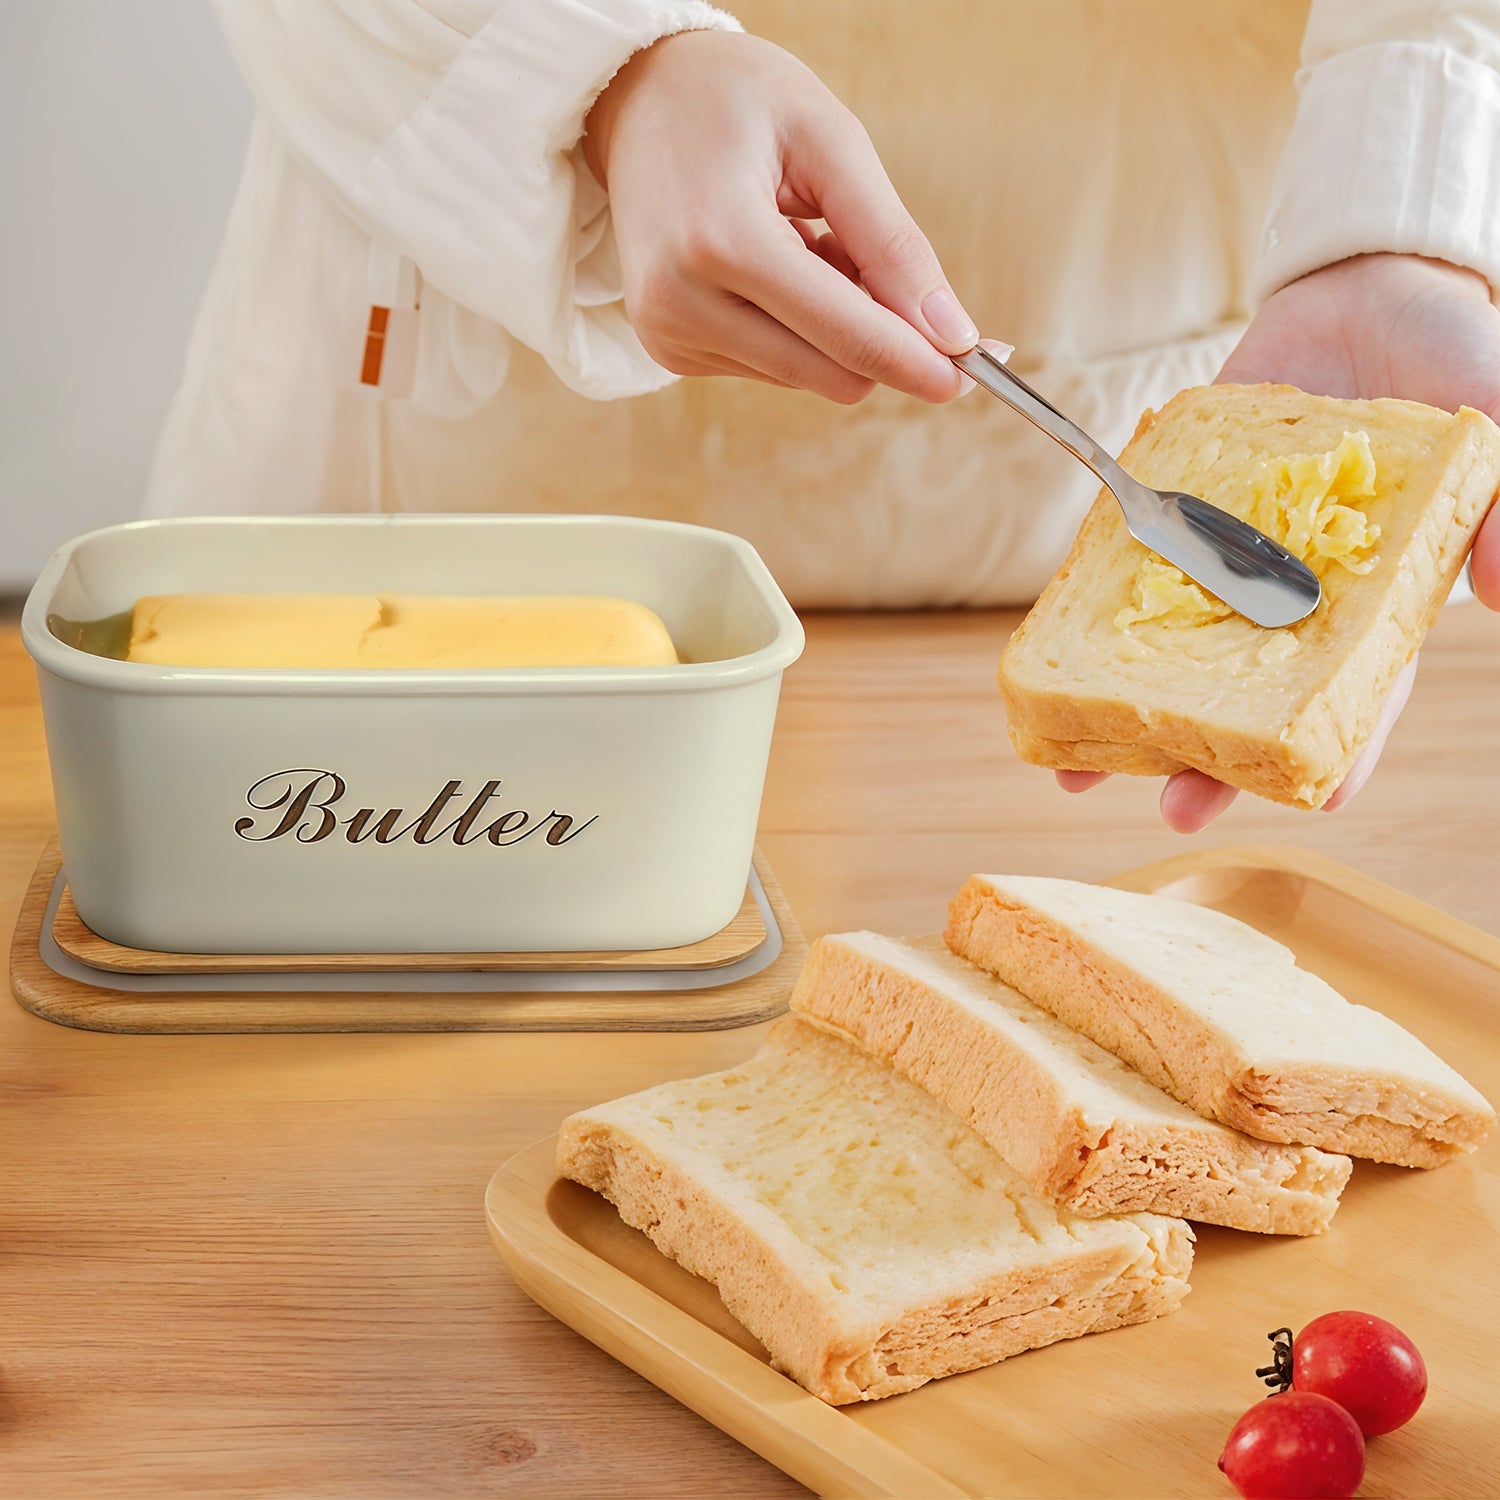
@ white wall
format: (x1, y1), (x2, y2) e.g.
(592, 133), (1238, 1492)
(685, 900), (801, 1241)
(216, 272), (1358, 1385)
(0, 2), (252, 591)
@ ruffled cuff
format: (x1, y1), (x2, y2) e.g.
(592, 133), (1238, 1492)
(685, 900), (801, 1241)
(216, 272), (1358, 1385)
(1251, 41), (1500, 304)
(350, 0), (741, 399)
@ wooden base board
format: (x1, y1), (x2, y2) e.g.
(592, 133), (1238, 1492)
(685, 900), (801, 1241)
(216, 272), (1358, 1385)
(9, 843), (804, 1035)
(51, 859), (768, 975)
(486, 845), (1500, 1499)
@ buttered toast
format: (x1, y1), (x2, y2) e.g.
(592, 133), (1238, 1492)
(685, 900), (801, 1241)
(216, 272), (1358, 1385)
(558, 1017), (1193, 1404)
(999, 384), (1500, 807)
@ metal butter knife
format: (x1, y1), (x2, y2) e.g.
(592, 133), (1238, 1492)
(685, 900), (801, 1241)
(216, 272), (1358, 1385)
(953, 343), (1321, 628)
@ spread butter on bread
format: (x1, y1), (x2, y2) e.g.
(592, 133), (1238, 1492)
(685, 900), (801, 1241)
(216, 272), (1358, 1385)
(790, 932), (1351, 1234)
(999, 383), (1500, 808)
(946, 874), (1496, 1167)
(558, 1017), (1193, 1404)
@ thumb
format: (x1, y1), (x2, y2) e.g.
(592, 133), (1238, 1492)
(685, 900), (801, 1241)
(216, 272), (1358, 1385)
(1322, 655), (1419, 811)
(1472, 467), (1500, 610)
(792, 111), (979, 355)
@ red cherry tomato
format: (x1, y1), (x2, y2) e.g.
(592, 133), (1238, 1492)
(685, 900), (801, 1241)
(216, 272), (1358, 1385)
(1292, 1309), (1427, 1436)
(1218, 1391), (1365, 1500)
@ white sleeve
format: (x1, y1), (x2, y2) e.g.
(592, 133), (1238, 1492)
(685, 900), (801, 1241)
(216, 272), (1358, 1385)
(1251, 0), (1500, 303)
(213, 0), (741, 398)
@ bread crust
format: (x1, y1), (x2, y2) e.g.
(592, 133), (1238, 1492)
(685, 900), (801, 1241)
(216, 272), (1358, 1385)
(945, 876), (1495, 1167)
(559, 1112), (1191, 1404)
(999, 385), (1500, 808)
(790, 933), (1350, 1234)
(557, 1019), (1193, 1404)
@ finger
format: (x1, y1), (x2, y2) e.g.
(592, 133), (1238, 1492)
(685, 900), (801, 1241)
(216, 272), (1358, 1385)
(1471, 501), (1500, 610)
(954, 336), (1018, 396)
(1159, 770), (1240, 834)
(787, 110), (979, 357)
(656, 348), (797, 386)
(664, 288), (877, 404)
(789, 217), (822, 253)
(652, 349), (754, 379)
(1322, 655), (1419, 811)
(789, 219), (865, 287)
(810, 229), (863, 286)
(1056, 770), (1111, 793)
(725, 228), (965, 402)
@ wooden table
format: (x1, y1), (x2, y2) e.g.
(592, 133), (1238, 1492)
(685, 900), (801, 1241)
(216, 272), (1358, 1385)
(4, 605), (1498, 1498)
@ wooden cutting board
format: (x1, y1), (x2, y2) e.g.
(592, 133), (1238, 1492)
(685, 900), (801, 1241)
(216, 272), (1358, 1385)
(486, 846), (1500, 1499)
(10, 842), (804, 1034)
(50, 875), (767, 974)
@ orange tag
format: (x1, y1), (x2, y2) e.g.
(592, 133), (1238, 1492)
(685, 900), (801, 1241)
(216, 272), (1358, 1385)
(360, 306), (391, 386)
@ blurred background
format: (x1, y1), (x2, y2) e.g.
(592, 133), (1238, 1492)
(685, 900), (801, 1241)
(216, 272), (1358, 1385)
(0, 2), (251, 590)
(0, 2), (1303, 608)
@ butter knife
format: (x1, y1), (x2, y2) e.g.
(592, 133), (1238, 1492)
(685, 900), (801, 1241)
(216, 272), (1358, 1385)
(953, 343), (1321, 629)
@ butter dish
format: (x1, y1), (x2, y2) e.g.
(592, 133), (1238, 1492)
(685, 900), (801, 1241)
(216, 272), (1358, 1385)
(23, 515), (803, 954)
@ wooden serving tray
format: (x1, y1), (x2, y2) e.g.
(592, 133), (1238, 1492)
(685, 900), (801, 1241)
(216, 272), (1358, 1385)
(486, 846), (1500, 1500)
(10, 842), (804, 1034)
(51, 876), (766, 974)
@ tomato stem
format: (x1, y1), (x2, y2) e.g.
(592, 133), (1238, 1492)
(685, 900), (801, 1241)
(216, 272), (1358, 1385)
(1256, 1327), (1294, 1395)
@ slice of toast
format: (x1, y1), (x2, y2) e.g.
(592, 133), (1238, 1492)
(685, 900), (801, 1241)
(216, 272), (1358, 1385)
(558, 1017), (1193, 1405)
(789, 931), (1351, 1233)
(999, 384), (1500, 807)
(945, 874), (1496, 1167)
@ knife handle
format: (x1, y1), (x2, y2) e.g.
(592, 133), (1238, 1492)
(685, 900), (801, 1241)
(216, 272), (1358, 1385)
(952, 344), (1136, 501)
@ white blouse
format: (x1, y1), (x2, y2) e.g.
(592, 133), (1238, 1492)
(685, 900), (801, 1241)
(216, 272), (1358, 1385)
(146, 0), (1500, 607)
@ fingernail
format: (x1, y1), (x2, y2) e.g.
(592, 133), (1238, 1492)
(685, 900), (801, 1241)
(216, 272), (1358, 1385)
(978, 337), (1014, 363)
(921, 288), (978, 350)
(955, 371), (976, 397)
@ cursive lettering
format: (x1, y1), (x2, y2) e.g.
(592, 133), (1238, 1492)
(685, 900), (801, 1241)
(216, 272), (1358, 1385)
(236, 769), (346, 843)
(233, 769), (599, 850)
(544, 812), (597, 845)
(435, 781), (503, 846)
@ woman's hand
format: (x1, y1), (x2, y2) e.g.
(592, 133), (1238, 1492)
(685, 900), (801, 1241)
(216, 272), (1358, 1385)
(584, 30), (977, 404)
(1062, 253), (1500, 832)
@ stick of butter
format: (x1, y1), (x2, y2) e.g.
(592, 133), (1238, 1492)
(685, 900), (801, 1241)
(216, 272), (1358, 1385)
(126, 594), (680, 669)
